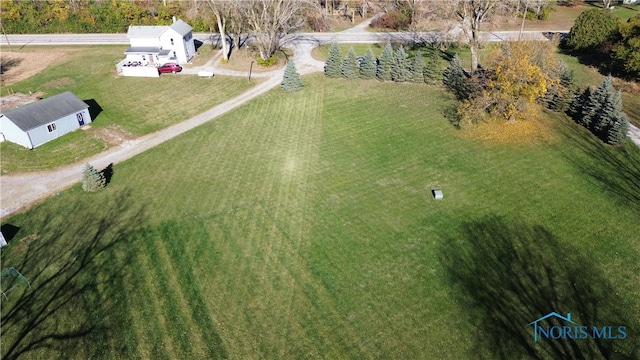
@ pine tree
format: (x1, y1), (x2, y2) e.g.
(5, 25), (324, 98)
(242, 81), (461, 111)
(568, 76), (630, 145)
(409, 52), (424, 83)
(567, 86), (591, 124)
(341, 47), (359, 79)
(82, 163), (106, 192)
(423, 51), (441, 85)
(324, 42), (342, 78)
(442, 55), (470, 100)
(391, 46), (410, 82)
(376, 43), (394, 81)
(282, 61), (303, 91)
(359, 48), (377, 79)
(584, 75), (613, 132)
(606, 111), (630, 145)
(542, 63), (576, 112)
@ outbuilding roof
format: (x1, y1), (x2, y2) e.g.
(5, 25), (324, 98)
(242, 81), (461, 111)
(1, 91), (88, 132)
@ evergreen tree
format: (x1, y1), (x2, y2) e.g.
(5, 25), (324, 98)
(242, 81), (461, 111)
(359, 48), (377, 79)
(391, 46), (410, 82)
(606, 112), (630, 145)
(282, 61), (303, 91)
(376, 43), (394, 81)
(82, 163), (106, 192)
(567, 86), (591, 124)
(423, 51), (441, 85)
(409, 52), (424, 83)
(541, 63), (576, 112)
(442, 54), (470, 100)
(576, 75), (614, 133)
(341, 47), (359, 79)
(324, 42), (342, 78)
(568, 76), (630, 145)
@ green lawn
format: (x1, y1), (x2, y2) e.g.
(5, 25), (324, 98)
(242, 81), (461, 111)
(1, 74), (639, 359)
(0, 46), (257, 174)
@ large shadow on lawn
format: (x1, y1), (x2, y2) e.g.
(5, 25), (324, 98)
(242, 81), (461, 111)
(0, 191), (147, 360)
(560, 120), (640, 212)
(438, 216), (639, 359)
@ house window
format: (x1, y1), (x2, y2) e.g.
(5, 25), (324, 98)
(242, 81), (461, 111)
(142, 55), (146, 61)
(173, 51), (176, 58)
(47, 123), (57, 133)
(170, 38), (174, 45)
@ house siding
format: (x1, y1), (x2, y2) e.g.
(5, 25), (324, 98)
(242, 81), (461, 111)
(26, 109), (90, 148)
(0, 114), (31, 148)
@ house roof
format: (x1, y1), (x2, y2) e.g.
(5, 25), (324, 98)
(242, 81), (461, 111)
(127, 25), (167, 39)
(169, 19), (192, 36)
(1, 91), (88, 132)
(127, 19), (192, 39)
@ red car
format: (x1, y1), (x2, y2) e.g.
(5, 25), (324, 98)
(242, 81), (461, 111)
(157, 63), (182, 74)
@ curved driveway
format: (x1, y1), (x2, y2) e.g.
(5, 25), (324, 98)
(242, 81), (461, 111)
(3, 23), (638, 218)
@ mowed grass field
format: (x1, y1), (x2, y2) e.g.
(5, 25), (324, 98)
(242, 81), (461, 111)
(1, 74), (640, 359)
(0, 46), (257, 173)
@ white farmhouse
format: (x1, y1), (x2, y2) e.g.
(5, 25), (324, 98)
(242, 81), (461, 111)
(0, 91), (91, 149)
(124, 18), (196, 67)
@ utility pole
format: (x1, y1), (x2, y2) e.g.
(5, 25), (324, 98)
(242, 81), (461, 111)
(518, 0), (528, 41)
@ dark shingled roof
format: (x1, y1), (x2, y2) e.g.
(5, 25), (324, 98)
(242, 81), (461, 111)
(2, 91), (88, 132)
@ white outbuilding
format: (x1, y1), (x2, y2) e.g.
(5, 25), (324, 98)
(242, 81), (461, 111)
(0, 91), (91, 149)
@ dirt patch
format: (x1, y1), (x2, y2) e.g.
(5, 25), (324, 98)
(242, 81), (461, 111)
(0, 91), (44, 111)
(90, 125), (136, 146)
(0, 51), (68, 87)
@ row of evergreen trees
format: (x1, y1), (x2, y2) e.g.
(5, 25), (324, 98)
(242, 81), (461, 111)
(324, 43), (441, 84)
(568, 76), (630, 146)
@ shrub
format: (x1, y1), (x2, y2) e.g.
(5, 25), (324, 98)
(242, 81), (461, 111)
(341, 47), (359, 79)
(257, 56), (278, 67)
(281, 61), (303, 92)
(613, 14), (640, 79)
(82, 163), (106, 192)
(565, 9), (619, 52)
(324, 42), (343, 78)
(359, 48), (378, 79)
(370, 10), (411, 31)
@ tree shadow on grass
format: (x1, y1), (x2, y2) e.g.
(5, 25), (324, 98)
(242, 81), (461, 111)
(0, 191), (147, 359)
(559, 120), (640, 212)
(438, 216), (640, 359)
(100, 163), (114, 186)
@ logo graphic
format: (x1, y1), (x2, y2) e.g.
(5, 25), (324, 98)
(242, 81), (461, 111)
(527, 312), (627, 342)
